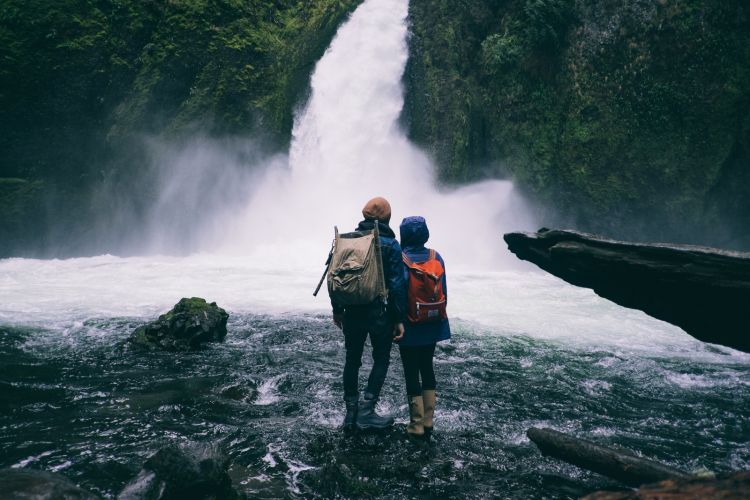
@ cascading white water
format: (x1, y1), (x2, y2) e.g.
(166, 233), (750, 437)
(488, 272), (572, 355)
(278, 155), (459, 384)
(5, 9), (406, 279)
(222, 0), (535, 269)
(0, 0), (746, 364)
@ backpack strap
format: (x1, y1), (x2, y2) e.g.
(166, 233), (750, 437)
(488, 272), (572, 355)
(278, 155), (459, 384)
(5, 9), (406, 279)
(402, 252), (415, 267)
(373, 220), (387, 302)
(403, 250), (437, 267)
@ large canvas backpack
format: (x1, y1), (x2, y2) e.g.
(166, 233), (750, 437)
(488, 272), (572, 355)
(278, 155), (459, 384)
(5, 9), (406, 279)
(320, 222), (387, 306)
(403, 249), (447, 323)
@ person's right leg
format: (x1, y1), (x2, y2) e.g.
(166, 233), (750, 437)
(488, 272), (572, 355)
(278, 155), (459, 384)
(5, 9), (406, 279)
(343, 325), (367, 397)
(356, 307), (395, 430)
(399, 347), (422, 396)
(400, 346), (425, 437)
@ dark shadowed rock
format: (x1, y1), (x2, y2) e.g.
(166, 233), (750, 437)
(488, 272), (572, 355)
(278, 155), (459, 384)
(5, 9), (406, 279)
(0, 468), (99, 499)
(129, 298), (229, 351)
(118, 442), (243, 500)
(583, 471), (750, 499)
(504, 229), (750, 353)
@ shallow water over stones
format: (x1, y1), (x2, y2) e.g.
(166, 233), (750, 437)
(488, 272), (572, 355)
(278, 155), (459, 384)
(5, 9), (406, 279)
(2, 313), (749, 498)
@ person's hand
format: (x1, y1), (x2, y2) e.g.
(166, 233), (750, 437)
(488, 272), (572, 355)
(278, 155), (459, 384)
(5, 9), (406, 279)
(393, 323), (405, 341)
(333, 314), (343, 330)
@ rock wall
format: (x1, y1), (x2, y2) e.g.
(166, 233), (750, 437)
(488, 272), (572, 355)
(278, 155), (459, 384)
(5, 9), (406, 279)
(404, 0), (750, 248)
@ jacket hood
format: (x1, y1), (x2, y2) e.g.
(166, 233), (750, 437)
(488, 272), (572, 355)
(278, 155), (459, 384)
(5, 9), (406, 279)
(399, 216), (429, 248)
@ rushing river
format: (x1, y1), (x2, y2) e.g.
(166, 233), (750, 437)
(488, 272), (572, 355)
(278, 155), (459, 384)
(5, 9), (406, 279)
(1, 259), (749, 498)
(2, 0), (749, 497)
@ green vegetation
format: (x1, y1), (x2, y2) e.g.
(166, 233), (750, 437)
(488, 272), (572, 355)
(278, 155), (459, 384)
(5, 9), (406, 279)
(405, 0), (750, 247)
(1, 0), (748, 254)
(0, 0), (361, 255)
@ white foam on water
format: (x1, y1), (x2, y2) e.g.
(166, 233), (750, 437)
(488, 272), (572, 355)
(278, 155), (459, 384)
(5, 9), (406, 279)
(11, 450), (56, 469)
(255, 376), (283, 406)
(3, 252), (744, 363)
(1, 0), (747, 367)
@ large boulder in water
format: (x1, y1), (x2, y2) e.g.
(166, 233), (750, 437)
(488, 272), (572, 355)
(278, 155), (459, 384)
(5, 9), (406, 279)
(118, 442), (243, 500)
(504, 228), (750, 353)
(129, 298), (229, 351)
(0, 468), (99, 499)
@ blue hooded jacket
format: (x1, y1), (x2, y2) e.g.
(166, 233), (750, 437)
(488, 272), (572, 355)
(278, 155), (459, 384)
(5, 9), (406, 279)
(399, 216), (451, 347)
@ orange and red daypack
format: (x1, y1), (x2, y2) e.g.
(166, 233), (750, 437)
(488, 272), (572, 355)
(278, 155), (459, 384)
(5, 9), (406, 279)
(402, 249), (447, 323)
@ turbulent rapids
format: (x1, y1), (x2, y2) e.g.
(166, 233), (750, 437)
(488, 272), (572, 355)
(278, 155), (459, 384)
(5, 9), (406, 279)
(1, 0), (749, 498)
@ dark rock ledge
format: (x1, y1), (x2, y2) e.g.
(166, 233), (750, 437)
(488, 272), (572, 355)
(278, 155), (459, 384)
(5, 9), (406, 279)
(503, 228), (750, 353)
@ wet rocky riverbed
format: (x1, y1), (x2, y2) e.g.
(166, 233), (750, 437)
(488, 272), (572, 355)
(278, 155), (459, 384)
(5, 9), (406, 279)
(2, 312), (749, 498)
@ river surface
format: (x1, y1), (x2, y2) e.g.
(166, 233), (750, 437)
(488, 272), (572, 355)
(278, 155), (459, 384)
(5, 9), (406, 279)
(1, 257), (749, 498)
(2, 0), (750, 497)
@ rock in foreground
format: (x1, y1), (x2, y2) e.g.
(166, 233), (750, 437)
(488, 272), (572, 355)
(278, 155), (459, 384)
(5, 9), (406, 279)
(584, 471), (750, 499)
(118, 442), (243, 500)
(503, 229), (750, 353)
(0, 468), (99, 499)
(129, 298), (229, 351)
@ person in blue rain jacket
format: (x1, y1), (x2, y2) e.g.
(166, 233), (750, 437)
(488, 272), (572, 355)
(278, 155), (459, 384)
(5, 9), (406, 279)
(398, 216), (451, 439)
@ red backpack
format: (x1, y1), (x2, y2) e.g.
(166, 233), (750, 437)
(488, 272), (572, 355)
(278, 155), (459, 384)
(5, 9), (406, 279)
(402, 249), (448, 323)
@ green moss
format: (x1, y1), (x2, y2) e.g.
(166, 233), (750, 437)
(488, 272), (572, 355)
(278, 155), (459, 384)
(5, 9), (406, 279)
(0, 0), (361, 255)
(405, 0), (750, 247)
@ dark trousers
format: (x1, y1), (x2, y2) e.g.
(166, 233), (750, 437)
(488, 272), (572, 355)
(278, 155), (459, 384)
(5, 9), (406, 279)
(399, 343), (437, 396)
(342, 305), (393, 399)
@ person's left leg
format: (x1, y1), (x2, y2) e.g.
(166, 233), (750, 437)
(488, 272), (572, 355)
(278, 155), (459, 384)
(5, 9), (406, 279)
(400, 346), (425, 437)
(342, 312), (368, 430)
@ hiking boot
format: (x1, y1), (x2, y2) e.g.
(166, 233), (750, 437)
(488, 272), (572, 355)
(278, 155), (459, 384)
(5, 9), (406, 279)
(343, 395), (359, 431)
(407, 395), (425, 438)
(356, 393), (393, 430)
(422, 389), (436, 438)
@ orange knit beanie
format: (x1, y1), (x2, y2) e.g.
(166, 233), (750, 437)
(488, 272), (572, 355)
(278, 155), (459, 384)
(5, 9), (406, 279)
(362, 197), (392, 223)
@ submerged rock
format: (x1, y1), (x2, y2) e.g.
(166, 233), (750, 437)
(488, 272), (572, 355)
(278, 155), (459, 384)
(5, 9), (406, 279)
(504, 229), (750, 353)
(129, 298), (229, 351)
(118, 442), (242, 500)
(0, 468), (99, 499)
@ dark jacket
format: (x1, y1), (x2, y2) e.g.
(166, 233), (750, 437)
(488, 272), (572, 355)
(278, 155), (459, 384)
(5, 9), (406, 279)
(331, 219), (407, 323)
(398, 216), (451, 347)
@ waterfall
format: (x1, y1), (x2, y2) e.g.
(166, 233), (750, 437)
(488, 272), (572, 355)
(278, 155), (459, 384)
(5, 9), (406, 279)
(223, 0), (535, 270)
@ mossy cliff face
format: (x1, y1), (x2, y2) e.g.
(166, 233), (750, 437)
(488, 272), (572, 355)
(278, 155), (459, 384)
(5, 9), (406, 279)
(0, 0), (361, 256)
(2, 0), (748, 255)
(404, 0), (750, 248)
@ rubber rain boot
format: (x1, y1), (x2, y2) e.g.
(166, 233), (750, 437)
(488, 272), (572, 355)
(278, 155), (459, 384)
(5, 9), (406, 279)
(343, 394), (359, 431)
(356, 392), (394, 430)
(407, 395), (425, 438)
(422, 389), (436, 438)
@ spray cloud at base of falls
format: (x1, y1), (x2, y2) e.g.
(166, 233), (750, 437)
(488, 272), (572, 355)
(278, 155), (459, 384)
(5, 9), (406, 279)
(216, 0), (536, 270)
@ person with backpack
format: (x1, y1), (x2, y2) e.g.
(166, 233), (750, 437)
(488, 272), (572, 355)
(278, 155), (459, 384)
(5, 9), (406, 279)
(328, 197), (407, 431)
(398, 216), (451, 439)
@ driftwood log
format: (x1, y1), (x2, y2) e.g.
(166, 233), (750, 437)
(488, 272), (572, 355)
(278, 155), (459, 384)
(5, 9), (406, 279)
(527, 427), (690, 487)
(504, 229), (750, 353)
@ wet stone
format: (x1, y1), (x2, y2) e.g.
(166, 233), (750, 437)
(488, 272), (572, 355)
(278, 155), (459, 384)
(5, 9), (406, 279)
(118, 442), (243, 500)
(129, 298), (229, 352)
(0, 468), (99, 499)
